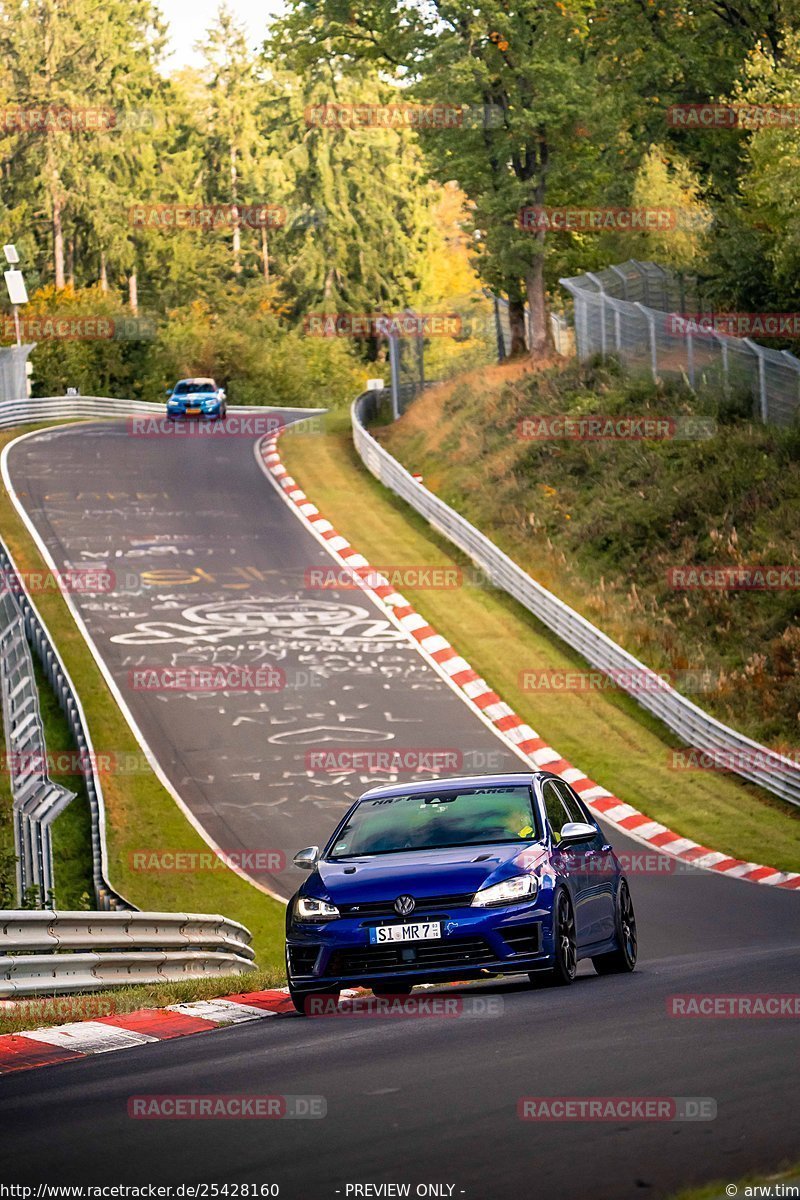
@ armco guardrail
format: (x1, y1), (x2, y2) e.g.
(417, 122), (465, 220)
(0, 587), (75, 906)
(0, 394), (287, 431)
(0, 910), (255, 995)
(352, 390), (800, 808)
(0, 538), (131, 911)
(0, 394), (297, 910)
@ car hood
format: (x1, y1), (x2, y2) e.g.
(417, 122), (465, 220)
(311, 842), (547, 904)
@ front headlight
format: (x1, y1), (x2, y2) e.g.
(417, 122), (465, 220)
(471, 874), (537, 908)
(295, 896), (340, 921)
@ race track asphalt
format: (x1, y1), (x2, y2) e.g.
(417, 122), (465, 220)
(1, 416), (798, 1198)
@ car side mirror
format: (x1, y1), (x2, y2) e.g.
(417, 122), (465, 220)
(558, 821), (597, 845)
(219, 389), (226, 400)
(165, 388), (171, 396)
(293, 846), (320, 870)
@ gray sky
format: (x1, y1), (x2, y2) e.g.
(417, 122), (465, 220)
(156, 0), (282, 70)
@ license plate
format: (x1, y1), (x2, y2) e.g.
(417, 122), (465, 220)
(369, 921), (441, 944)
(186, 407), (200, 415)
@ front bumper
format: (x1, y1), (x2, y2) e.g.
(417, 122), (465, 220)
(286, 900), (555, 992)
(166, 407), (223, 419)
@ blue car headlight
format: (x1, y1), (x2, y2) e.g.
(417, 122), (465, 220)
(295, 896), (340, 921)
(471, 874), (537, 907)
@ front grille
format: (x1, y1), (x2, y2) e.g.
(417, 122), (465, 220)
(288, 944), (321, 974)
(337, 893), (474, 918)
(501, 923), (541, 955)
(328, 937), (493, 976)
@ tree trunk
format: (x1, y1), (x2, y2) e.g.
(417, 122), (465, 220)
(66, 235), (75, 288)
(99, 251), (108, 293)
(230, 145), (241, 275)
(51, 190), (65, 289)
(525, 241), (551, 359)
(128, 271), (138, 314)
(260, 224), (269, 283)
(508, 299), (527, 356)
(43, 0), (65, 289)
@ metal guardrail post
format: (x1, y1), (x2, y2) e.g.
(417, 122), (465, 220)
(585, 273), (608, 358)
(0, 587), (76, 906)
(633, 303), (658, 381)
(743, 339), (768, 422)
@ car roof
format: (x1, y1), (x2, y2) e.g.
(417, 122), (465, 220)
(177, 378), (216, 387)
(359, 772), (555, 800)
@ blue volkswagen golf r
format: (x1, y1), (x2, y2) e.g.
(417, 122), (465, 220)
(285, 772), (637, 1013)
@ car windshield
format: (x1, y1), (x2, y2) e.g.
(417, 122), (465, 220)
(174, 380), (213, 394)
(328, 786), (540, 859)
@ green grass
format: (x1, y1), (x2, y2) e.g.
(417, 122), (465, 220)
(281, 408), (800, 872)
(0, 710), (17, 908)
(0, 965), (285, 1036)
(0, 422), (285, 967)
(32, 658), (94, 909)
(382, 358), (800, 750)
(668, 1163), (800, 1199)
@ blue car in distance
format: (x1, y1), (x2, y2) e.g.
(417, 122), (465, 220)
(166, 377), (227, 420)
(286, 772), (637, 1013)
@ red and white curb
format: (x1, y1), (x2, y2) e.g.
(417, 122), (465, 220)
(0, 989), (301, 1075)
(257, 430), (800, 893)
(0, 982), (480, 1077)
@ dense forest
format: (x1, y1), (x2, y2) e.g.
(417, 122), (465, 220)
(1, 0), (799, 400)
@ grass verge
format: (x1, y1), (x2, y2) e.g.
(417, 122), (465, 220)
(0, 965), (285, 1036)
(382, 358), (800, 749)
(0, 711), (16, 908)
(669, 1162), (800, 1199)
(34, 658), (94, 909)
(280, 410), (800, 872)
(0, 422), (285, 966)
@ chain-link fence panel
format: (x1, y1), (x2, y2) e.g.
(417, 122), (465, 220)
(562, 261), (800, 428)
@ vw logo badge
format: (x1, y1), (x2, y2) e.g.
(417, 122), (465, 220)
(394, 894), (415, 916)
